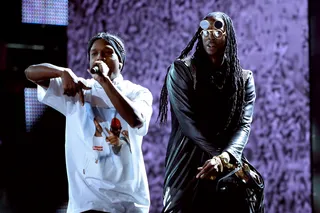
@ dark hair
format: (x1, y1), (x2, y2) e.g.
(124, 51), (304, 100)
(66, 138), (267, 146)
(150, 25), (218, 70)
(158, 12), (245, 134)
(87, 32), (126, 71)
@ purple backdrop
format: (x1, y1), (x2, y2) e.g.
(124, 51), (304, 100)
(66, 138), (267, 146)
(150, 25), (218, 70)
(67, 0), (310, 212)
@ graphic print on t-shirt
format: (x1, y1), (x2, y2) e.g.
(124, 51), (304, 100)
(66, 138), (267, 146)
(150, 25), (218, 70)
(83, 105), (134, 184)
(93, 112), (131, 154)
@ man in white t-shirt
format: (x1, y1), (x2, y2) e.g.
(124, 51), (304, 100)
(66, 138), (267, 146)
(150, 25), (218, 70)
(24, 32), (153, 213)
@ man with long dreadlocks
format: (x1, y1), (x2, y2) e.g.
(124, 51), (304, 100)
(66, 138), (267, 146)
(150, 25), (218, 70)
(158, 12), (264, 212)
(25, 32), (153, 213)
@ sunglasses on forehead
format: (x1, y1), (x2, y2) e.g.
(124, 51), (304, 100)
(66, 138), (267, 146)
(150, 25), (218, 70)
(199, 20), (226, 39)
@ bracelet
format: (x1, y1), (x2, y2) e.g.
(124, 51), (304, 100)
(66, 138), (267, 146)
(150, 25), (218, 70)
(217, 155), (235, 170)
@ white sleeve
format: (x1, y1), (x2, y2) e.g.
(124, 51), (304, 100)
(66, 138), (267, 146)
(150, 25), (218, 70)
(37, 78), (67, 116)
(131, 87), (153, 136)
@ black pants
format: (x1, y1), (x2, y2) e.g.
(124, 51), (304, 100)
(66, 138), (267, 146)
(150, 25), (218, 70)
(82, 210), (109, 213)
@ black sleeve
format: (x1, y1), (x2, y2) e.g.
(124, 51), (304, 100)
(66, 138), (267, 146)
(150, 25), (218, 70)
(224, 71), (256, 163)
(166, 60), (219, 156)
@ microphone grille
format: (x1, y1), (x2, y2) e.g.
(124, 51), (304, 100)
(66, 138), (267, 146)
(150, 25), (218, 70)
(90, 66), (99, 74)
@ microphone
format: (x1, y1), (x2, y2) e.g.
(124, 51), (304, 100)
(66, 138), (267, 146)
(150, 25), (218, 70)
(90, 66), (99, 74)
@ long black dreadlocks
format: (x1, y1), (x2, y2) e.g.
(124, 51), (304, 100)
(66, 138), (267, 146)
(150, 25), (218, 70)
(158, 12), (246, 134)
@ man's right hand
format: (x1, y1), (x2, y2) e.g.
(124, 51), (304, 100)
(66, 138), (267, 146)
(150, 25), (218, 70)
(61, 69), (91, 105)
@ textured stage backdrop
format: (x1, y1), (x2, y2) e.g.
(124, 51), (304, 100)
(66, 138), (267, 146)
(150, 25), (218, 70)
(67, 0), (310, 212)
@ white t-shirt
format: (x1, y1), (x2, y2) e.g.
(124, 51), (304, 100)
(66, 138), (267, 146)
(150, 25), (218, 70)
(37, 75), (153, 213)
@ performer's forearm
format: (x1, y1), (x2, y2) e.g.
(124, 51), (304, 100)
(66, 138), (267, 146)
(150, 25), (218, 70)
(25, 63), (65, 82)
(98, 76), (144, 129)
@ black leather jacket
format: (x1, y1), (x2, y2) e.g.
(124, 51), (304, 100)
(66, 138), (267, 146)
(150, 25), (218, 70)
(162, 59), (259, 213)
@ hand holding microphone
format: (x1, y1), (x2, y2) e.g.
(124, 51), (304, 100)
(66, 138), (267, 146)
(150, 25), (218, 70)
(88, 61), (110, 81)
